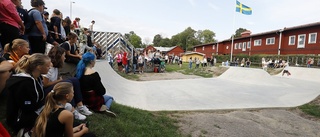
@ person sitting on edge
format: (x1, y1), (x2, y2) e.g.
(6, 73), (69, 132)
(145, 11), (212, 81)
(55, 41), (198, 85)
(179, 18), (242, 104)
(60, 32), (81, 65)
(5, 54), (51, 135)
(76, 52), (116, 117)
(43, 46), (93, 120)
(33, 82), (94, 137)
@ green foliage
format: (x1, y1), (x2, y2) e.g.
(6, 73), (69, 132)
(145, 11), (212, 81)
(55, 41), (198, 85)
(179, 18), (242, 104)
(153, 34), (162, 47)
(196, 29), (216, 43)
(234, 28), (247, 38)
(129, 34), (142, 48)
(299, 104), (320, 118)
(124, 31), (142, 48)
(158, 38), (172, 47)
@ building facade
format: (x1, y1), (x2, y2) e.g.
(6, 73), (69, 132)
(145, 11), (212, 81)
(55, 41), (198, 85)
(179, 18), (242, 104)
(193, 22), (320, 57)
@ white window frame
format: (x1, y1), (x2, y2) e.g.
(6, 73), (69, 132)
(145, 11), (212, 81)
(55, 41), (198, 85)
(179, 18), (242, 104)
(247, 41), (251, 48)
(266, 37), (275, 45)
(242, 42), (246, 51)
(239, 43), (242, 49)
(195, 48), (197, 52)
(212, 45), (215, 49)
(202, 46), (204, 51)
(297, 34), (306, 48)
(308, 32), (317, 44)
(254, 39), (261, 46)
(226, 46), (229, 49)
(234, 43), (238, 49)
(288, 35), (295, 45)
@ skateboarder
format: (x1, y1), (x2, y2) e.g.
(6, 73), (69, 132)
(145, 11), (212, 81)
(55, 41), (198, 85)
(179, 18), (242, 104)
(282, 60), (291, 76)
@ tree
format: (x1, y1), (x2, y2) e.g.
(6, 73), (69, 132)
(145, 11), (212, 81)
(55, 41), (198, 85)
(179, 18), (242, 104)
(234, 28), (247, 38)
(202, 29), (216, 43)
(158, 38), (171, 47)
(153, 34), (162, 47)
(129, 34), (142, 48)
(124, 31), (142, 48)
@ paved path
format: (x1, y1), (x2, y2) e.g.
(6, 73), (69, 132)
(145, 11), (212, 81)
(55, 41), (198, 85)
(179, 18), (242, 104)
(95, 60), (320, 111)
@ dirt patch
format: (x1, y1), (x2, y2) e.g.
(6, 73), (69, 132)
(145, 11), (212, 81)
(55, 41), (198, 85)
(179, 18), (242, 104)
(138, 67), (228, 81)
(138, 67), (320, 137)
(138, 72), (202, 81)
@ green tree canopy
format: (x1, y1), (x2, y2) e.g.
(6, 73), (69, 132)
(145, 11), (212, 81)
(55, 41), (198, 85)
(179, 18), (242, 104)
(234, 28), (247, 38)
(125, 31), (142, 48)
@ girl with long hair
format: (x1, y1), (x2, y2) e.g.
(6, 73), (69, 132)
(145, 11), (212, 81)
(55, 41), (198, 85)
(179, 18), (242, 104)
(43, 46), (92, 120)
(33, 82), (89, 137)
(2, 39), (29, 64)
(5, 53), (51, 135)
(76, 52), (116, 117)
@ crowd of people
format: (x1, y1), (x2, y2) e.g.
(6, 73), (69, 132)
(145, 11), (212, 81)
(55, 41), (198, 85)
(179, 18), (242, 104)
(0, 0), (114, 136)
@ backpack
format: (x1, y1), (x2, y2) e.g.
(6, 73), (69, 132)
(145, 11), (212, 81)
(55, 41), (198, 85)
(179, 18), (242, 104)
(25, 9), (36, 34)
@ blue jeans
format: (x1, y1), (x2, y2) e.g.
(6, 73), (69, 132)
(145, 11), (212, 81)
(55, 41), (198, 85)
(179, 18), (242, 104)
(125, 64), (129, 73)
(44, 78), (83, 106)
(109, 61), (113, 68)
(103, 95), (114, 110)
(133, 64), (137, 73)
(189, 62), (192, 69)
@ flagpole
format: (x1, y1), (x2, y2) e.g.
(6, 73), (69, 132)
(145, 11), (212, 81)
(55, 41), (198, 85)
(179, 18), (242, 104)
(230, 1), (236, 63)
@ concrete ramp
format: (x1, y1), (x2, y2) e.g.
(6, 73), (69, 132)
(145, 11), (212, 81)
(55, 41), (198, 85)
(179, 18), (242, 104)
(95, 60), (320, 111)
(275, 67), (320, 82)
(219, 67), (282, 86)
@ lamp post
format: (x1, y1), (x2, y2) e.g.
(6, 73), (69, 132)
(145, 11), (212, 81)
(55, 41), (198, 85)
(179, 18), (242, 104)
(70, 1), (75, 19)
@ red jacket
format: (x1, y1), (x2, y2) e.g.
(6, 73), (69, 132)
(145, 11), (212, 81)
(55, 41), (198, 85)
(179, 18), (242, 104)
(122, 52), (128, 65)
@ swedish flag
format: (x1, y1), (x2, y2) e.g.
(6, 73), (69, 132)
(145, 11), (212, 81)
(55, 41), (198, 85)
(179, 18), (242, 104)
(236, 1), (252, 15)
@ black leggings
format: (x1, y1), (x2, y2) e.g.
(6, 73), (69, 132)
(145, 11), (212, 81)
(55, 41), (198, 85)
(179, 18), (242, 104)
(28, 36), (46, 54)
(0, 23), (20, 49)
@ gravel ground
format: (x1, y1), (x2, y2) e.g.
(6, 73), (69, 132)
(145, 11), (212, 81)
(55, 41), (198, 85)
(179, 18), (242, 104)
(136, 69), (320, 137)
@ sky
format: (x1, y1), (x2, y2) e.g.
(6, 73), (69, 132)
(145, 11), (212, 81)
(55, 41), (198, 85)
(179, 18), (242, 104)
(21, 0), (320, 44)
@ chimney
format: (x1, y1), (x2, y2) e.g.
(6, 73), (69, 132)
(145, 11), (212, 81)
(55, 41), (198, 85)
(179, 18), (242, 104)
(241, 30), (251, 37)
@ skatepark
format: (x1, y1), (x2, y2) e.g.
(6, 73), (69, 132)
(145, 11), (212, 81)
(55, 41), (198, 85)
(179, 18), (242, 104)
(95, 60), (320, 111)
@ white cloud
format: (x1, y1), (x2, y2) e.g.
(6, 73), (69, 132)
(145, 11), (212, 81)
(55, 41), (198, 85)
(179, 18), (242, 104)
(208, 2), (219, 11)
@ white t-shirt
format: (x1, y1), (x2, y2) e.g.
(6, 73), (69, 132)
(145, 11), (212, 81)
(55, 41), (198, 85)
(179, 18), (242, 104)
(42, 67), (59, 82)
(138, 55), (144, 64)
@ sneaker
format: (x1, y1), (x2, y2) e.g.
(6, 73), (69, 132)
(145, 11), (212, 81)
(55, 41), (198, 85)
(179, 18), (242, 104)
(17, 128), (31, 137)
(105, 110), (117, 117)
(99, 105), (107, 112)
(76, 105), (93, 116)
(74, 110), (86, 120)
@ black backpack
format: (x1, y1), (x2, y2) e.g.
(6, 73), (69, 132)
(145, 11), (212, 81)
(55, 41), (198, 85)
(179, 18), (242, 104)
(25, 9), (36, 34)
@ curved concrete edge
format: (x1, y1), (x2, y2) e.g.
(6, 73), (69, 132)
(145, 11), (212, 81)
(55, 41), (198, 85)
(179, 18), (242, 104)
(95, 60), (320, 111)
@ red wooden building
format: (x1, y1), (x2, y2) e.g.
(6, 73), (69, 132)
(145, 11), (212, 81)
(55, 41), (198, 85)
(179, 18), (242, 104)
(144, 46), (184, 56)
(193, 22), (320, 57)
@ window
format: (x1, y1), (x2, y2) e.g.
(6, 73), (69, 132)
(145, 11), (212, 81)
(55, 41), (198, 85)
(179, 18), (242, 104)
(297, 34), (306, 48)
(288, 35), (295, 45)
(239, 43), (242, 49)
(254, 39), (261, 46)
(308, 33), (317, 44)
(195, 48), (197, 52)
(247, 41), (251, 48)
(266, 37), (275, 45)
(234, 43), (238, 49)
(226, 46), (229, 49)
(242, 42), (246, 51)
(202, 46), (204, 51)
(212, 45), (215, 49)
